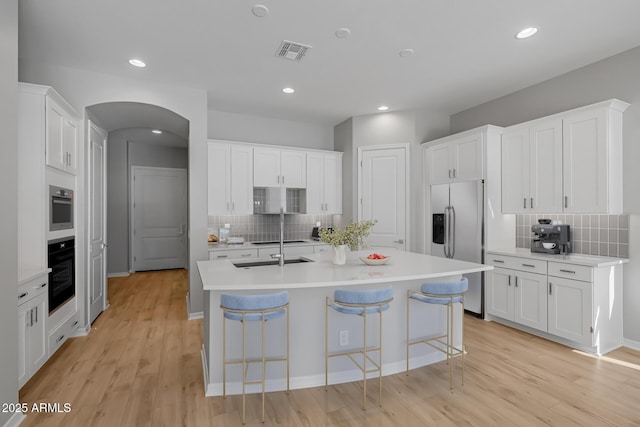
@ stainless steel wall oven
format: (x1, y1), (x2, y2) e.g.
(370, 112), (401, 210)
(49, 185), (74, 231)
(48, 237), (75, 313)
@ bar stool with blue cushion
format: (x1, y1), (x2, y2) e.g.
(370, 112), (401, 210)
(406, 277), (468, 389)
(325, 286), (393, 410)
(220, 291), (289, 424)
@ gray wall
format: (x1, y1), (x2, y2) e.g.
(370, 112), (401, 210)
(107, 129), (188, 274)
(451, 46), (640, 345)
(0, 0), (19, 423)
(208, 109), (333, 150)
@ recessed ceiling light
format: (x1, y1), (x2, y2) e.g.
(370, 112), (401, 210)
(335, 28), (351, 38)
(399, 49), (414, 58)
(282, 87), (295, 94)
(251, 4), (269, 18)
(128, 58), (146, 68)
(515, 27), (538, 39)
(378, 106), (389, 111)
(152, 129), (162, 134)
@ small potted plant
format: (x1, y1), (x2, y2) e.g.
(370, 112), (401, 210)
(318, 219), (377, 265)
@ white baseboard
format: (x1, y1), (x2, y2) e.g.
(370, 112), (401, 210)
(3, 411), (26, 427)
(623, 338), (640, 351)
(203, 351), (445, 397)
(107, 272), (130, 278)
(186, 292), (203, 320)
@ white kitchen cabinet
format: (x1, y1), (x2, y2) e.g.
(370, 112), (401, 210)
(426, 132), (483, 185)
(501, 118), (563, 213)
(486, 252), (624, 354)
(209, 248), (258, 261)
(254, 147), (306, 188)
(46, 94), (78, 175)
(207, 141), (253, 215)
(18, 276), (48, 388)
(306, 152), (342, 214)
(562, 100), (627, 214)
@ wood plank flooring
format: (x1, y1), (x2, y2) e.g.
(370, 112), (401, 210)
(20, 270), (640, 426)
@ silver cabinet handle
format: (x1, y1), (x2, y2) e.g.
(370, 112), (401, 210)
(515, 276), (518, 287)
(508, 275), (511, 286)
(493, 259), (504, 263)
(56, 334), (65, 343)
(19, 292), (28, 300)
(549, 282), (552, 295)
(453, 168), (456, 178)
(34, 283), (47, 289)
(241, 253), (252, 257)
(524, 198), (527, 209)
(448, 170), (452, 179)
(522, 263), (536, 268)
(217, 255), (228, 258)
(559, 269), (576, 274)
(282, 175), (285, 185)
(232, 202), (235, 211)
(530, 198), (533, 209)
(393, 239), (404, 244)
(277, 176), (280, 184)
(564, 196), (568, 208)
(35, 306), (38, 323)
(30, 308), (34, 327)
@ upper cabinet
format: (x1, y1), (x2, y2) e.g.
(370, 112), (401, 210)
(502, 118), (563, 213)
(254, 147), (306, 188)
(426, 132), (483, 185)
(306, 152), (342, 214)
(46, 95), (78, 175)
(207, 141), (253, 215)
(501, 99), (629, 214)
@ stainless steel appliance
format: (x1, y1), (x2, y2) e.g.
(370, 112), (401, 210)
(48, 237), (75, 313)
(531, 222), (571, 254)
(49, 185), (74, 231)
(253, 187), (304, 214)
(430, 180), (484, 315)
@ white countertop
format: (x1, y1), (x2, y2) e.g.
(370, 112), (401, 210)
(19, 267), (51, 285)
(197, 250), (493, 291)
(487, 247), (628, 268)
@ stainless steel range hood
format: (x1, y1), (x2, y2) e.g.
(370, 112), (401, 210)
(253, 187), (305, 214)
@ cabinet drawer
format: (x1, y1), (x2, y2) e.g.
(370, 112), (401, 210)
(314, 244), (331, 254)
(209, 249), (258, 260)
(48, 313), (78, 357)
(548, 262), (592, 282)
(487, 255), (547, 275)
(18, 277), (49, 306)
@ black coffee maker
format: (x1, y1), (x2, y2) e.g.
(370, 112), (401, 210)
(531, 219), (571, 254)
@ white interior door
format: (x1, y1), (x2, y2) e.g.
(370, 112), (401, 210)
(88, 121), (108, 324)
(359, 145), (408, 251)
(131, 167), (188, 271)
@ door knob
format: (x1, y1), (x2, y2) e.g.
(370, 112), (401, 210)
(100, 243), (108, 249)
(393, 239), (404, 244)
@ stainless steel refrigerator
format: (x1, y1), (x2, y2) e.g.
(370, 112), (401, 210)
(430, 180), (484, 315)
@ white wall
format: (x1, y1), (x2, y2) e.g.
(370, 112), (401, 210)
(0, 0), (19, 424)
(346, 109), (450, 254)
(106, 130), (188, 274)
(19, 62), (209, 319)
(450, 46), (640, 345)
(208, 109), (333, 150)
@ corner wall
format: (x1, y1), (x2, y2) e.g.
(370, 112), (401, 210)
(0, 0), (19, 424)
(450, 46), (640, 344)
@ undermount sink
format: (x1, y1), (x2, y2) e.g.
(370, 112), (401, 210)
(232, 257), (314, 268)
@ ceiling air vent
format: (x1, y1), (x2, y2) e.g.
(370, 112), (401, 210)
(276, 40), (311, 62)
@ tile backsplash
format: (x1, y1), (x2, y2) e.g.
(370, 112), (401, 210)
(209, 214), (336, 242)
(515, 214), (629, 258)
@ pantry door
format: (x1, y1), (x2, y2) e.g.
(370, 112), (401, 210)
(131, 167), (188, 271)
(358, 145), (409, 251)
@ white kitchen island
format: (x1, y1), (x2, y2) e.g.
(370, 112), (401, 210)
(197, 250), (492, 396)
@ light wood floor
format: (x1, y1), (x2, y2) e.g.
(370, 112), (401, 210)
(20, 270), (640, 426)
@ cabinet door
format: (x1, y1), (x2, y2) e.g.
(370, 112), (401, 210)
(305, 152), (324, 213)
(486, 267), (514, 320)
(562, 108), (607, 213)
(528, 119), (562, 213)
(18, 303), (29, 388)
(452, 134), (483, 181)
(46, 98), (66, 171)
(280, 150), (306, 188)
(548, 277), (593, 345)
(254, 147), (281, 187)
(207, 143), (231, 215)
(323, 153), (342, 214)
(28, 293), (48, 373)
(427, 144), (451, 185)
(501, 126), (529, 213)
(62, 115), (78, 174)
(230, 146), (254, 214)
(514, 271), (548, 332)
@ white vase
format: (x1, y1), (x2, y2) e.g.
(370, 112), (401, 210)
(332, 244), (347, 265)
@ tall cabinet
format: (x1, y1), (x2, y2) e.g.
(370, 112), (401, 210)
(207, 141), (254, 215)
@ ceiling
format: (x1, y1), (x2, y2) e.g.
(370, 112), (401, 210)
(18, 0), (640, 126)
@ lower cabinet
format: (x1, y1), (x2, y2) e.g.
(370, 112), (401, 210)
(485, 253), (622, 354)
(18, 278), (48, 388)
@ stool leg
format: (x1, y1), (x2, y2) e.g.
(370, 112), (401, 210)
(242, 313), (246, 424)
(261, 313), (266, 423)
(379, 305), (383, 407)
(223, 315), (227, 399)
(448, 300), (453, 390)
(325, 297), (328, 391)
(406, 292), (410, 375)
(461, 299), (465, 386)
(363, 309), (367, 411)
(287, 304), (290, 394)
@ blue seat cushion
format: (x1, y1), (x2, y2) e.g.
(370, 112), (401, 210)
(330, 286), (393, 316)
(221, 291), (288, 322)
(421, 277), (468, 295)
(410, 293), (463, 305)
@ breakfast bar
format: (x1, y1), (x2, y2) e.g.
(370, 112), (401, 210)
(197, 250), (493, 396)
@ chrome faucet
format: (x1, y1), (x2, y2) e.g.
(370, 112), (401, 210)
(270, 207), (285, 266)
